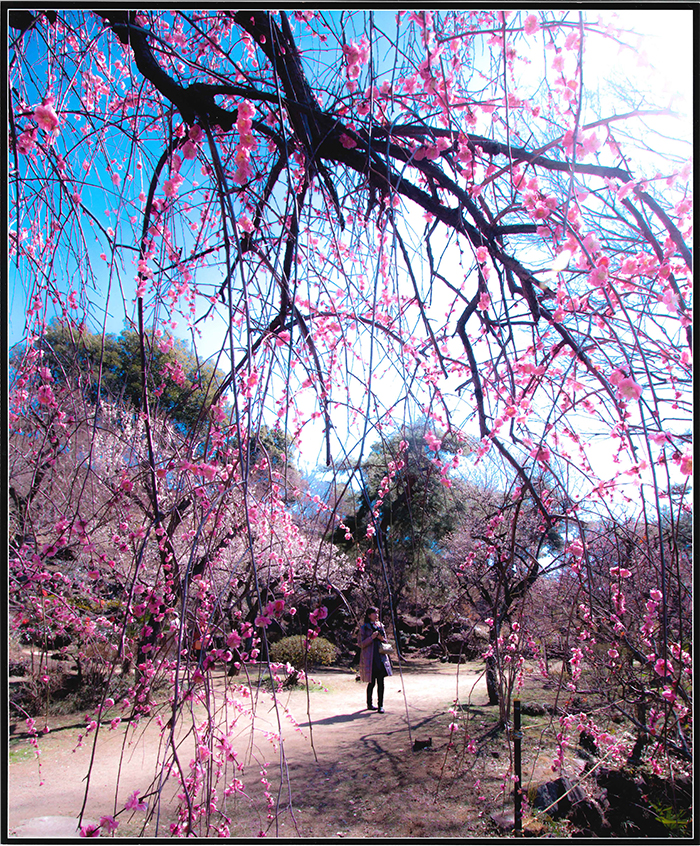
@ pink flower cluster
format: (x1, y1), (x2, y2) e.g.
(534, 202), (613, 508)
(567, 538), (584, 560)
(124, 790), (147, 811)
(413, 135), (451, 162)
(610, 368), (642, 402)
(241, 368), (259, 398)
(424, 430), (442, 452)
(17, 128), (38, 155)
(34, 98), (59, 134)
(527, 444), (549, 465)
(369, 455), (405, 527)
(523, 13), (539, 34)
(568, 646), (583, 682)
(99, 815), (119, 833)
(233, 100), (256, 185)
(339, 133), (357, 149)
(309, 605), (328, 627)
(182, 124), (203, 160)
(672, 448), (692, 476)
(562, 129), (601, 159)
(522, 178), (557, 220)
(342, 36), (369, 91)
(477, 290), (491, 312)
(37, 383), (57, 407)
(255, 598), (287, 629)
(163, 153), (184, 198)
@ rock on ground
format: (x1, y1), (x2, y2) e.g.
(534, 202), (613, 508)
(10, 815), (95, 838)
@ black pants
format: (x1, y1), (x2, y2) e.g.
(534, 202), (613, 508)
(367, 675), (385, 708)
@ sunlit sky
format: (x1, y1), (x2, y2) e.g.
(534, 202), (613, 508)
(9, 9), (692, 496)
(612, 9), (692, 111)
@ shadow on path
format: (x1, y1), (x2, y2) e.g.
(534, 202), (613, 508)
(298, 709), (373, 727)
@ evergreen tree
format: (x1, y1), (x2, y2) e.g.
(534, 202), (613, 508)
(334, 427), (472, 612)
(31, 321), (229, 432)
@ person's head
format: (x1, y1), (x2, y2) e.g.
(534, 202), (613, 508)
(365, 606), (379, 623)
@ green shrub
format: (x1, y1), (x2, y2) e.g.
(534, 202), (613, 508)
(269, 635), (337, 668)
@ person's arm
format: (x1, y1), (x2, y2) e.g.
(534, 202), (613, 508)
(359, 624), (379, 648)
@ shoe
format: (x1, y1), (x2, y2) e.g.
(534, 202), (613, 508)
(367, 704), (377, 711)
(378, 707), (385, 713)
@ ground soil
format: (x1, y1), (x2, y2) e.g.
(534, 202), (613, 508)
(8, 658), (577, 839)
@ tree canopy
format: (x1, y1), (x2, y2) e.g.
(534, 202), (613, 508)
(333, 427), (472, 608)
(17, 321), (229, 431)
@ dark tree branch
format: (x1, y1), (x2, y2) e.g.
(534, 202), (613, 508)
(100, 11), (236, 129)
(370, 124), (633, 181)
(634, 189), (692, 271)
(97, 9), (581, 326)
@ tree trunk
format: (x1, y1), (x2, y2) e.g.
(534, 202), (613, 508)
(486, 653), (499, 705)
(486, 621), (501, 706)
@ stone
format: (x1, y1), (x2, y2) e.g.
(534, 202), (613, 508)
(568, 798), (607, 834)
(523, 817), (548, 836)
(11, 816), (96, 838)
(596, 766), (685, 837)
(520, 702), (546, 716)
(490, 810), (514, 831)
(577, 730), (598, 756)
(534, 777), (585, 819)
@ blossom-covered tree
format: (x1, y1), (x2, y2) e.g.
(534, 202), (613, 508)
(9, 8), (691, 836)
(443, 472), (566, 716)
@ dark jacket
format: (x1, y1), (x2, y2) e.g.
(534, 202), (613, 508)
(358, 621), (393, 682)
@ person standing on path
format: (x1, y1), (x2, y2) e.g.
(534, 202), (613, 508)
(358, 606), (393, 713)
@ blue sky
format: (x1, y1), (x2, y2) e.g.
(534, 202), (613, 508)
(8, 10), (692, 502)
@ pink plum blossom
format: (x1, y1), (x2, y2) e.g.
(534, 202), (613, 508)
(523, 14), (539, 34)
(339, 133), (357, 149)
(478, 291), (491, 311)
(226, 632), (242, 649)
(610, 368), (642, 401)
(530, 445), (551, 463)
(653, 658), (673, 678)
(679, 451), (692, 475)
(124, 790), (147, 811)
(163, 173), (184, 198)
(99, 816), (119, 833)
(660, 687), (676, 704)
(17, 129), (37, 154)
(34, 101), (59, 133)
(80, 823), (100, 837)
(37, 384), (57, 406)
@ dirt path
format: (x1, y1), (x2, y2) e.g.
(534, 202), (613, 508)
(9, 660), (498, 839)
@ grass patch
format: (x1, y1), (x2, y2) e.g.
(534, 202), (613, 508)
(455, 703), (486, 715)
(254, 673), (329, 693)
(9, 743), (35, 763)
